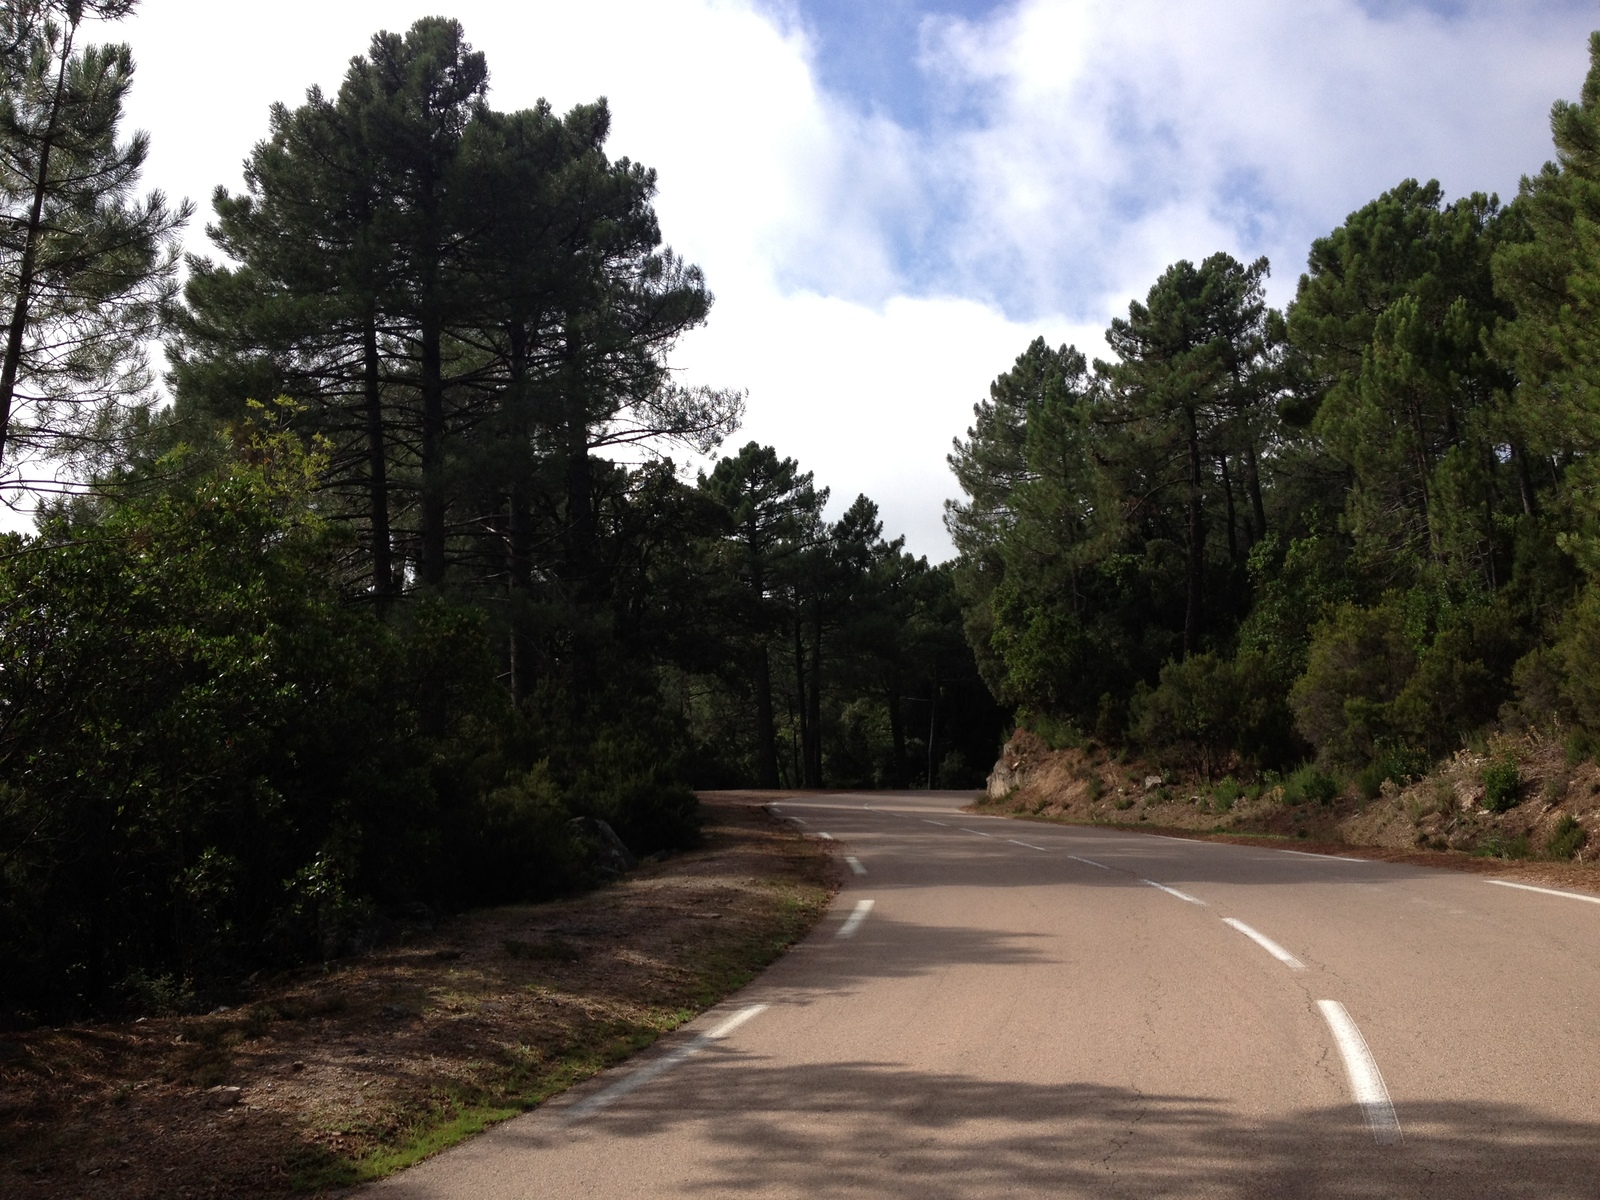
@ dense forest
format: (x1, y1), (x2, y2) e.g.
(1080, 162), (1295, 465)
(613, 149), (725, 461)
(952, 35), (1600, 801)
(5, 1), (1600, 1024)
(0, 7), (998, 1020)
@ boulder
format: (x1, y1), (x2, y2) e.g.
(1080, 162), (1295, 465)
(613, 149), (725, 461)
(567, 816), (637, 877)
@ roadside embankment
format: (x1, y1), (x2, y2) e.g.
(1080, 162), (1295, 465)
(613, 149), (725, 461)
(980, 728), (1600, 891)
(0, 796), (835, 1198)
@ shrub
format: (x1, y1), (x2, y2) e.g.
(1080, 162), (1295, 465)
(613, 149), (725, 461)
(1482, 757), (1522, 812)
(1282, 764), (1340, 806)
(1547, 814), (1587, 860)
(1476, 831), (1531, 859)
(1212, 777), (1241, 812)
(1358, 740), (1431, 801)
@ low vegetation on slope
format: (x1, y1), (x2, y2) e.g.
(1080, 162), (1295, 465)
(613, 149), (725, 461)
(982, 728), (1598, 868)
(0, 800), (834, 1198)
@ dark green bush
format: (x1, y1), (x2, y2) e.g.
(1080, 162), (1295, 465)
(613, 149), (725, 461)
(1212, 777), (1241, 812)
(1282, 765), (1340, 806)
(1482, 757), (1522, 812)
(1358, 740), (1432, 801)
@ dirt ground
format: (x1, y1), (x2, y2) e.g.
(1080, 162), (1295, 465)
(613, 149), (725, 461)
(0, 795), (835, 1199)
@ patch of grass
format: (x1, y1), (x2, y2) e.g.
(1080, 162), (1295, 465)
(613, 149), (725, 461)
(1547, 815), (1587, 861)
(1475, 831), (1532, 860)
(1565, 728), (1595, 766)
(1482, 757), (1522, 813)
(1085, 775), (1104, 803)
(1113, 795), (1135, 811)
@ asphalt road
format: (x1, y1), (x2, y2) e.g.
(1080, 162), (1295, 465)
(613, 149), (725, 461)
(370, 791), (1600, 1198)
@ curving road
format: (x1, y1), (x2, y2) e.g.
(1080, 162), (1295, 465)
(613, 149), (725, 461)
(371, 791), (1600, 1198)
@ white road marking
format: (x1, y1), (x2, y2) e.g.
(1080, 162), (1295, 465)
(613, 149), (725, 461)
(836, 899), (875, 938)
(1486, 879), (1600, 906)
(566, 1004), (767, 1121)
(1317, 1000), (1402, 1144)
(818, 832), (833, 841)
(1008, 839), (1049, 851)
(1068, 855), (1111, 870)
(1141, 879), (1206, 905)
(960, 828), (995, 838)
(787, 815), (808, 824)
(923, 820), (948, 826)
(1222, 918), (1307, 970)
(845, 856), (867, 875)
(1277, 849), (1369, 863)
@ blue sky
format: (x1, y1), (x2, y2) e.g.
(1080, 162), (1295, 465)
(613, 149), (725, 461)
(110, 0), (1600, 556)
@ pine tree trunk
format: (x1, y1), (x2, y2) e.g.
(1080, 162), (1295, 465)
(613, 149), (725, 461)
(792, 612), (811, 784)
(888, 666), (907, 789)
(754, 645), (779, 788)
(0, 21), (72, 467)
(418, 307), (447, 588)
(1243, 438), (1267, 541)
(1183, 405), (1205, 658)
(363, 310), (394, 606)
(805, 607), (823, 788)
(1219, 454), (1239, 567)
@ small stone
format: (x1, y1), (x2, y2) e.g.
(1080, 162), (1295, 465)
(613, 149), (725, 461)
(204, 1086), (243, 1108)
(290, 1061), (306, 1072)
(1143, 775), (1162, 791)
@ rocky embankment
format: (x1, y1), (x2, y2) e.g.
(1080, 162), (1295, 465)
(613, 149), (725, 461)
(981, 728), (1599, 863)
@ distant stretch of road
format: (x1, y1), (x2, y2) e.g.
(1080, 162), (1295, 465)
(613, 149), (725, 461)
(371, 791), (1600, 1198)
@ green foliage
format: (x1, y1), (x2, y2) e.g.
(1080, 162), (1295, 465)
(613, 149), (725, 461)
(1281, 765), (1341, 807)
(1356, 741), (1431, 801)
(1482, 757), (1523, 812)
(1547, 814), (1587, 860)
(0, 426), (576, 1018)
(1212, 778), (1241, 812)
(1476, 831), (1532, 860)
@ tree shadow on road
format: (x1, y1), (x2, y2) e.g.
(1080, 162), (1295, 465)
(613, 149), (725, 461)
(510, 1058), (1600, 1198)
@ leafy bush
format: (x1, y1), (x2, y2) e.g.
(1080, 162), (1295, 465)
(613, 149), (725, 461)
(1282, 764), (1340, 806)
(1546, 814), (1587, 860)
(1482, 757), (1522, 812)
(1356, 740), (1431, 801)
(1212, 777), (1241, 812)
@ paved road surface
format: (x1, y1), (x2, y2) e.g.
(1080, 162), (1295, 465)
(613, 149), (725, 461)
(370, 791), (1600, 1197)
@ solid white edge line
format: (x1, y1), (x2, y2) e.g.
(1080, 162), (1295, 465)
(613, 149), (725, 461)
(1316, 1000), (1402, 1144)
(836, 898), (875, 938)
(1222, 917), (1307, 971)
(1277, 848), (1369, 863)
(1486, 878), (1600, 906)
(566, 1003), (768, 1121)
(845, 855), (867, 875)
(1141, 878), (1207, 905)
(1068, 855), (1111, 870)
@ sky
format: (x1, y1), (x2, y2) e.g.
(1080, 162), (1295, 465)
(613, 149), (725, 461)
(105, 0), (1598, 559)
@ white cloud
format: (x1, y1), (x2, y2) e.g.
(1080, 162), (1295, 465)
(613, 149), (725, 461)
(99, 0), (1599, 557)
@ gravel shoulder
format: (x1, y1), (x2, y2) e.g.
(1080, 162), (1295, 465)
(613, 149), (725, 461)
(0, 795), (835, 1199)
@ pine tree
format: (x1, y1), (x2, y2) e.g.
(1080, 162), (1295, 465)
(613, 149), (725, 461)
(0, 0), (187, 476)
